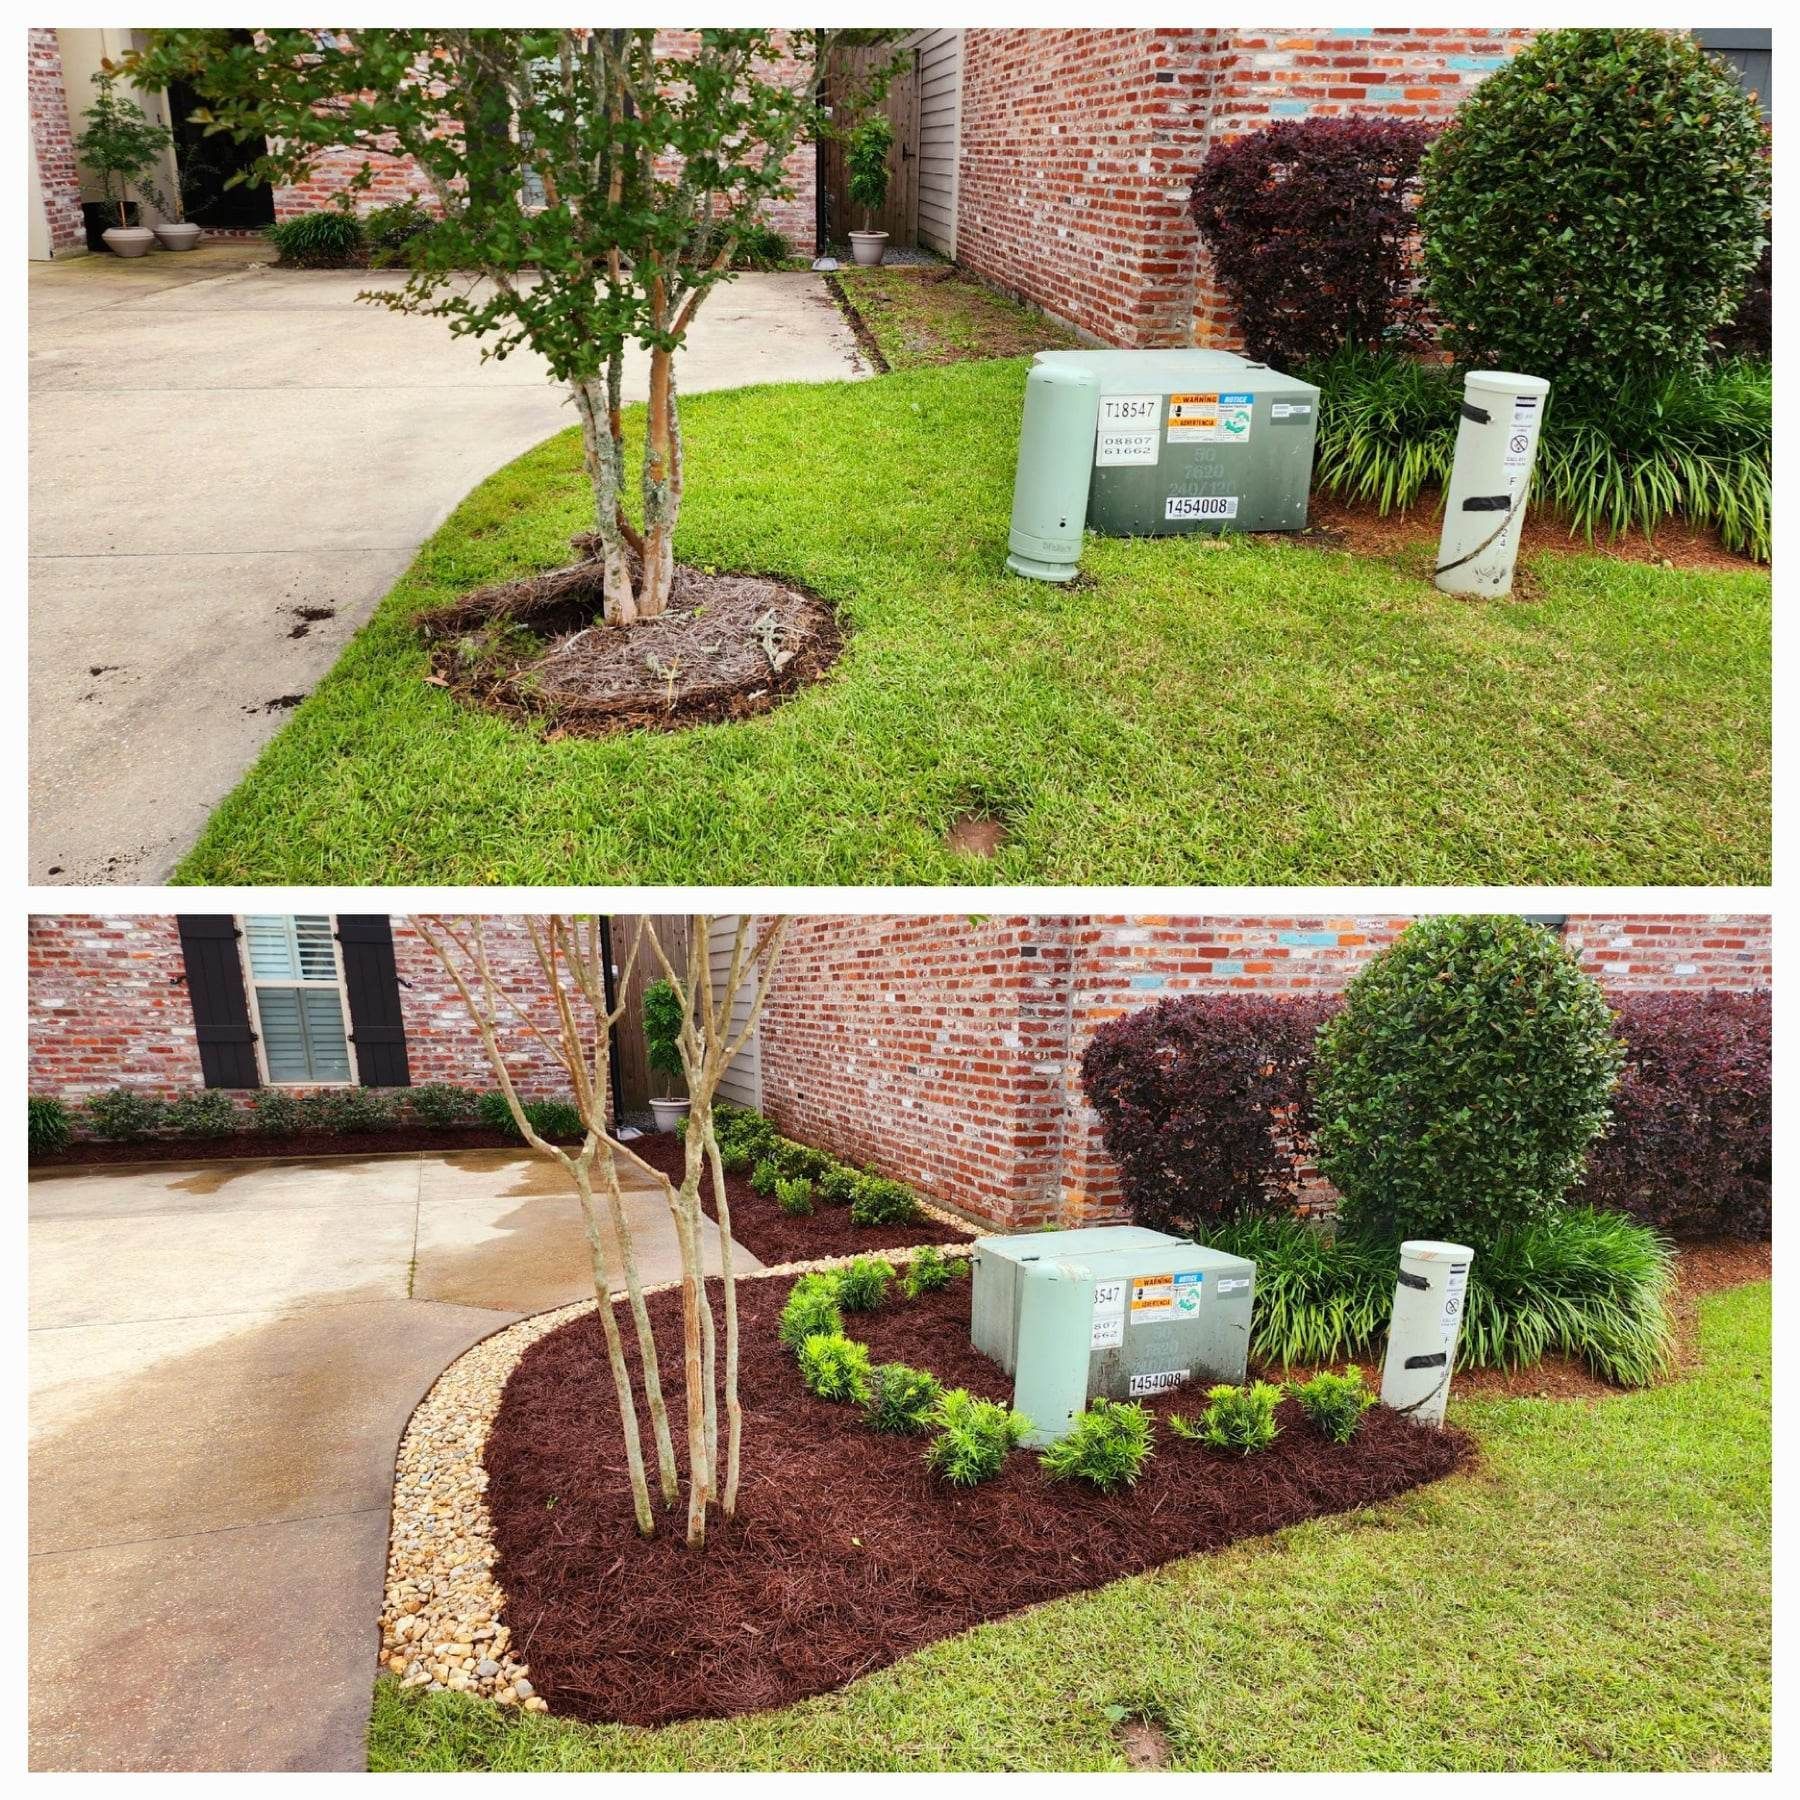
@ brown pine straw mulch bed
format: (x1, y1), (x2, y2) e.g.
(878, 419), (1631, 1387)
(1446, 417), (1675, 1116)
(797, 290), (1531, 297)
(414, 556), (843, 738)
(629, 1129), (978, 1266)
(482, 1268), (1474, 1727)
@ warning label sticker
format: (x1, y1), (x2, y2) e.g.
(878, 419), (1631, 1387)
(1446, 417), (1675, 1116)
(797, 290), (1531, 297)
(1441, 1265), (1469, 1345)
(1131, 1273), (1174, 1322)
(1216, 1276), (1251, 1294)
(1168, 391), (1254, 444)
(1165, 494), (1239, 522)
(1129, 1369), (1190, 1397)
(1504, 395), (1541, 472)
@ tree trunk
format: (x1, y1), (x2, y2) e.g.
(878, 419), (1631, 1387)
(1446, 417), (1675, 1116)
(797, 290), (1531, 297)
(639, 334), (678, 618)
(705, 1124), (746, 1518)
(573, 376), (638, 625)
(572, 1164), (654, 1534)
(599, 1159), (680, 1506)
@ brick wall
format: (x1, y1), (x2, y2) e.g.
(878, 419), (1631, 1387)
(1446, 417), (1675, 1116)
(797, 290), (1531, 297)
(28, 914), (585, 1132)
(758, 913), (1772, 1227)
(952, 26), (1534, 349)
(28, 28), (90, 256)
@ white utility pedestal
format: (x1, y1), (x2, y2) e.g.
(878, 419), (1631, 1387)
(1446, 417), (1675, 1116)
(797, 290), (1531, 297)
(1435, 371), (1550, 598)
(1380, 1239), (1474, 1427)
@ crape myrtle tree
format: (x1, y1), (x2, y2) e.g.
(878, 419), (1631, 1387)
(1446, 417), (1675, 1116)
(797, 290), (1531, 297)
(416, 914), (788, 1549)
(130, 29), (885, 624)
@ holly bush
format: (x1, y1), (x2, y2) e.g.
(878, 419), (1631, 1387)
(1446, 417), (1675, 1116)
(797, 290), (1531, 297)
(1313, 915), (1623, 1244)
(1418, 28), (1770, 394)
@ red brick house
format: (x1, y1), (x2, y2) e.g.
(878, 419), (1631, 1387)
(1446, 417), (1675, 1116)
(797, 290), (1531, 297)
(30, 912), (1770, 1229)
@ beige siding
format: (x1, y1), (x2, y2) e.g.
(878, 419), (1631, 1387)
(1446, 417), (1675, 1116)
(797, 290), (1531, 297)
(708, 916), (762, 1110)
(907, 29), (963, 257)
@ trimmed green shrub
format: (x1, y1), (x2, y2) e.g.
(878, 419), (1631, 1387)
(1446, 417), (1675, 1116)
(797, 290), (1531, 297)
(410, 1082), (479, 1128)
(523, 1099), (584, 1141)
(250, 1089), (307, 1135)
(163, 1090), (241, 1139)
(1292, 1366), (1377, 1445)
(265, 207), (365, 267)
(362, 197), (435, 260)
(83, 1087), (166, 1142)
(749, 1156), (783, 1195)
(773, 1176), (815, 1217)
(1171, 1382), (1284, 1454)
(773, 1138), (838, 1183)
(306, 1087), (400, 1134)
(1314, 915), (1623, 1245)
(720, 1141), (754, 1176)
(731, 219), (791, 271)
(924, 1388), (1032, 1487)
(642, 979), (685, 1083)
(849, 1172), (924, 1230)
(1307, 345), (1772, 561)
(797, 1331), (873, 1405)
(902, 1244), (967, 1299)
(778, 1273), (844, 1353)
(834, 1256), (895, 1312)
(1418, 28), (1771, 396)
(863, 1362), (943, 1435)
(819, 1164), (860, 1207)
(1039, 1398), (1156, 1493)
(28, 1097), (72, 1158)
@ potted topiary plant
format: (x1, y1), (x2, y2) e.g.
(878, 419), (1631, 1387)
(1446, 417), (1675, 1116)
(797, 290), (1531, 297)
(76, 69), (173, 258)
(846, 114), (894, 266)
(643, 978), (690, 1132)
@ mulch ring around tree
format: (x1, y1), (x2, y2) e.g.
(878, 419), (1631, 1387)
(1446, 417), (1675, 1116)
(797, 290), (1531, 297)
(483, 1268), (1475, 1728)
(414, 555), (843, 738)
(629, 1130), (978, 1265)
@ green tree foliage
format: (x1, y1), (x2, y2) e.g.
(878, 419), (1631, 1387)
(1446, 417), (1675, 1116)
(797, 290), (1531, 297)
(642, 978), (686, 1084)
(75, 70), (174, 228)
(1418, 29), (1770, 394)
(846, 114), (894, 230)
(130, 29), (886, 623)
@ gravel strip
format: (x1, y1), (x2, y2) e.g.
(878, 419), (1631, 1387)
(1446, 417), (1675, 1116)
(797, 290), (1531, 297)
(379, 1236), (976, 1709)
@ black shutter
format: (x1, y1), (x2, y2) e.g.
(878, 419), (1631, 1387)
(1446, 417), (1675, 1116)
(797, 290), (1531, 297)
(176, 916), (261, 1089)
(336, 916), (412, 1087)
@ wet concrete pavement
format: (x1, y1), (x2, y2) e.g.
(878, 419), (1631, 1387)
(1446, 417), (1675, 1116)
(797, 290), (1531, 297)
(28, 1146), (758, 1770)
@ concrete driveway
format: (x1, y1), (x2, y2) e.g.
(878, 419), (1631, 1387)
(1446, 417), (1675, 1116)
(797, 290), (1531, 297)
(28, 1146), (760, 1772)
(29, 245), (865, 882)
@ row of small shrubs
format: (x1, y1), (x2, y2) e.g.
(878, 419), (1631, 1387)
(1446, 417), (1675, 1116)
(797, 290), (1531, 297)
(26, 1082), (584, 1152)
(265, 198), (435, 268)
(1083, 967), (1770, 1245)
(706, 1102), (930, 1230)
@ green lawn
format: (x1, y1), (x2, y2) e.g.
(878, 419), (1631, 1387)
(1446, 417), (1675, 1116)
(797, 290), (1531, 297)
(368, 1282), (1770, 1771)
(178, 357), (1769, 884)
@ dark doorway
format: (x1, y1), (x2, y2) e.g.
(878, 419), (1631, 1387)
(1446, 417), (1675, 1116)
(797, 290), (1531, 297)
(166, 32), (274, 230)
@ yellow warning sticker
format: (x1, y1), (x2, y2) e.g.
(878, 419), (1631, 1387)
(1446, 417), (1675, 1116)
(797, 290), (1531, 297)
(1166, 392), (1221, 436)
(1131, 1272), (1175, 1321)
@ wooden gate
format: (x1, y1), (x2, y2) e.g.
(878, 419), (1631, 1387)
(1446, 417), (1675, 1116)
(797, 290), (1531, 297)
(612, 914), (691, 1111)
(822, 42), (921, 248)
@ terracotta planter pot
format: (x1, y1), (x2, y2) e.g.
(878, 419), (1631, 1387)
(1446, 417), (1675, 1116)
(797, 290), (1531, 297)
(152, 222), (203, 251)
(849, 230), (889, 267)
(102, 226), (156, 259)
(648, 1096), (691, 1133)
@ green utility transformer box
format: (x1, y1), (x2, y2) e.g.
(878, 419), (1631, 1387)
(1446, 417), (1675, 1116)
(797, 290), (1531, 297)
(971, 1226), (1257, 1445)
(1006, 350), (1321, 582)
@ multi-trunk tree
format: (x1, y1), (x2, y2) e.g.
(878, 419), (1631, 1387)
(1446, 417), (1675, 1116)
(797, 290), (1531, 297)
(416, 913), (787, 1548)
(130, 28), (884, 624)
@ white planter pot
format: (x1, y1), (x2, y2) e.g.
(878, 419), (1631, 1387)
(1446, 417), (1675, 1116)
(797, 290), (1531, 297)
(849, 230), (889, 267)
(648, 1097), (691, 1134)
(153, 222), (203, 252)
(102, 226), (156, 259)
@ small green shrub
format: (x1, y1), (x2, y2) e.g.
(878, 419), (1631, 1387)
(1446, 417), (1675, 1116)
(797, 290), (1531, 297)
(818, 1164), (860, 1207)
(410, 1082), (479, 1128)
(750, 1156), (783, 1195)
(83, 1087), (166, 1142)
(305, 1087), (400, 1134)
(28, 1097), (72, 1158)
(849, 1172), (924, 1229)
(250, 1089), (307, 1135)
(642, 979), (685, 1083)
(902, 1244), (967, 1299)
(720, 1141), (754, 1176)
(1419, 27), (1771, 395)
(476, 1091), (519, 1136)
(863, 1362), (943, 1435)
(163, 1090), (241, 1139)
(1039, 1398), (1156, 1493)
(798, 1331), (873, 1404)
(523, 1098), (584, 1141)
(361, 197), (435, 259)
(1314, 915), (1624, 1245)
(778, 1273), (844, 1353)
(834, 1256), (895, 1312)
(265, 207), (365, 267)
(731, 219), (791, 270)
(774, 1139), (838, 1183)
(924, 1388), (1032, 1487)
(1171, 1382), (1285, 1455)
(717, 1106), (778, 1160)
(773, 1176), (815, 1217)
(1292, 1366), (1378, 1445)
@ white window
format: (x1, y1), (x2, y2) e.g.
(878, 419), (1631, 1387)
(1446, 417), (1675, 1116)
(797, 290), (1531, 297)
(240, 914), (357, 1085)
